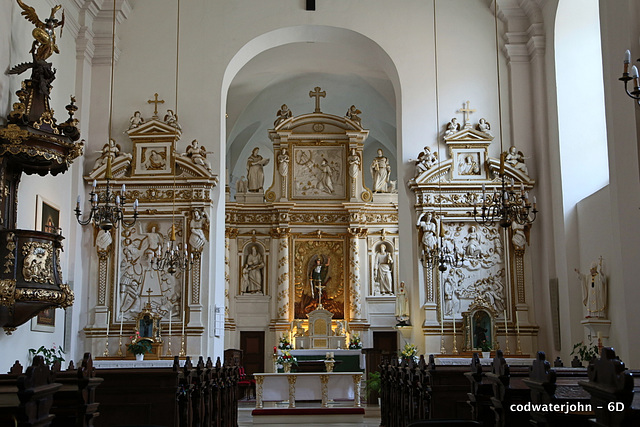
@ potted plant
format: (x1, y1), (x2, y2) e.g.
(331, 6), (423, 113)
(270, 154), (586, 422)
(571, 340), (599, 366)
(365, 371), (382, 405)
(480, 340), (491, 359)
(28, 344), (65, 367)
(127, 332), (152, 361)
(276, 350), (297, 372)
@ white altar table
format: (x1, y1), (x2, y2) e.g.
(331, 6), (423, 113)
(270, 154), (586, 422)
(254, 372), (363, 409)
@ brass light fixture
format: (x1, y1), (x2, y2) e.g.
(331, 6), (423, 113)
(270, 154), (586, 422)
(75, 1), (138, 231)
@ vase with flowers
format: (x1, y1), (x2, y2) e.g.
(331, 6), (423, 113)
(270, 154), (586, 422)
(277, 334), (292, 351)
(128, 331), (152, 361)
(348, 333), (362, 349)
(400, 343), (419, 364)
(277, 350), (297, 373)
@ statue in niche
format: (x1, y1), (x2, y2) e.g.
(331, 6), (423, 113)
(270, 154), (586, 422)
(182, 139), (212, 171)
(374, 243), (394, 294)
(163, 109), (181, 129)
(417, 212), (438, 254)
(129, 111), (144, 129)
(370, 148), (391, 193)
(236, 176), (248, 194)
(274, 104), (292, 127)
(575, 257), (607, 318)
(345, 105), (362, 126)
(189, 209), (208, 252)
(335, 320), (347, 336)
(458, 153), (480, 175)
(395, 281), (410, 325)
(444, 275), (455, 316)
(464, 226), (482, 258)
(241, 245), (264, 294)
(277, 148), (290, 177)
(347, 148), (361, 179)
(504, 145), (529, 175)
(143, 149), (166, 170)
(93, 139), (121, 171)
(444, 117), (460, 137)
(477, 118), (491, 135)
(309, 255), (330, 299)
(246, 147), (270, 192)
(316, 159), (335, 194)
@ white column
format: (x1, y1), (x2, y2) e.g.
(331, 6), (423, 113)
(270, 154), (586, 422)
(276, 230), (290, 320)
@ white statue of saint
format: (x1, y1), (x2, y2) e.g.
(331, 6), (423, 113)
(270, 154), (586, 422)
(374, 243), (393, 294)
(242, 246), (264, 294)
(370, 148), (391, 193)
(395, 281), (410, 325)
(246, 148), (270, 192)
(188, 209), (208, 252)
(347, 148), (361, 179)
(575, 258), (607, 318)
(417, 212), (438, 254)
(277, 148), (290, 177)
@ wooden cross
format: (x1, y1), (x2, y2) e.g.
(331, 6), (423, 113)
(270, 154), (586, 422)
(147, 93), (165, 118)
(309, 86), (326, 113)
(458, 100), (476, 128)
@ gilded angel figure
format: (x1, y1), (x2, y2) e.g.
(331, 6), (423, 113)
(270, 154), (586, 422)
(17, 0), (65, 61)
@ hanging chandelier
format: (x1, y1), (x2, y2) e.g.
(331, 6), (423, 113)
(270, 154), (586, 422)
(471, 161), (537, 228)
(150, 0), (191, 275)
(76, 2), (138, 231)
(471, 0), (537, 229)
(620, 50), (640, 103)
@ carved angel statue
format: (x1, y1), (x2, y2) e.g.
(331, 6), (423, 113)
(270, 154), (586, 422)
(274, 104), (293, 127)
(182, 139), (212, 171)
(92, 139), (121, 171)
(188, 209), (209, 252)
(504, 145), (529, 175)
(163, 109), (181, 130)
(444, 117), (460, 137)
(17, 0), (65, 61)
(477, 118), (491, 135)
(346, 105), (362, 126)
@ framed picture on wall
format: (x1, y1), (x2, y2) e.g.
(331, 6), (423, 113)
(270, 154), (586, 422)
(35, 195), (61, 235)
(31, 308), (56, 332)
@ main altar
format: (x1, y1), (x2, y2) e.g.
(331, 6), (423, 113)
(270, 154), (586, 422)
(225, 87), (401, 360)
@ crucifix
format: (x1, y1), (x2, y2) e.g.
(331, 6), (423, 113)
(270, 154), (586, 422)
(309, 86), (326, 113)
(147, 93), (165, 119)
(315, 281), (326, 309)
(458, 100), (476, 128)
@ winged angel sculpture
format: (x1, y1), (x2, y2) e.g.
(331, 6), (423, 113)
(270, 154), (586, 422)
(17, 0), (65, 61)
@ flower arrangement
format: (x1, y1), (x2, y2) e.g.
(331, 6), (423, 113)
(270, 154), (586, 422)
(479, 340), (492, 352)
(29, 344), (65, 367)
(127, 332), (152, 355)
(348, 333), (362, 349)
(277, 350), (298, 366)
(571, 340), (599, 363)
(277, 334), (292, 350)
(400, 343), (418, 361)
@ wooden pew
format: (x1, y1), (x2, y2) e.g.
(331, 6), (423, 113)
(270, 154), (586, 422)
(0, 356), (62, 427)
(579, 347), (640, 427)
(379, 356), (431, 427)
(523, 351), (592, 427)
(50, 353), (103, 427)
(464, 353), (494, 425)
(485, 350), (530, 427)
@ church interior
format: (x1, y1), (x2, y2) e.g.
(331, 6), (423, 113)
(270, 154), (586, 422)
(1, 0), (640, 425)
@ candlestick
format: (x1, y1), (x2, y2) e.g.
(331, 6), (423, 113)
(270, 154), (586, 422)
(503, 310), (510, 354)
(452, 317), (458, 355)
(119, 312), (123, 336)
(169, 310), (172, 336)
(179, 335), (186, 357)
(106, 311), (110, 336)
(516, 311), (520, 335)
(182, 310), (186, 336)
(166, 310), (173, 357)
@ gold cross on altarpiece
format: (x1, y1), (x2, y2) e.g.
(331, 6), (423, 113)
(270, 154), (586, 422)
(309, 86), (326, 113)
(147, 93), (165, 118)
(458, 100), (476, 128)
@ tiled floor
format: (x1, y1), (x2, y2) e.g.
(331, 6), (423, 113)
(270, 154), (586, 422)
(238, 401), (381, 426)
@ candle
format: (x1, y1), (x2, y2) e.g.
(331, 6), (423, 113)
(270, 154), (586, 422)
(169, 310), (172, 336)
(504, 310), (508, 335)
(273, 346), (277, 355)
(119, 311), (123, 336)
(597, 331), (602, 340)
(441, 307), (444, 336)
(516, 311), (520, 335)
(106, 312), (110, 336)
(625, 49), (631, 74)
(453, 316), (456, 336)
(182, 311), (186, 336)
(632, 65), (640, 88)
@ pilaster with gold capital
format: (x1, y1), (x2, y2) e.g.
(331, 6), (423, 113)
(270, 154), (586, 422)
(348, 227), (367, 321)
(273, 227), (291, 321)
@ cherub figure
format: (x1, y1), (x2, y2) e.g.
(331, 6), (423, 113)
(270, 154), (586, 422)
(274, 104), (293, 127)
(182, 139), (212, 171)
(346, 105), (362, 126)
(163, 109), (181, 130)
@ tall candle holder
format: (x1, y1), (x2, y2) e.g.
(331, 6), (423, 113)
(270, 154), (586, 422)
(440, 334), (446, 355)
(179, 335), (186, 357)
(451, 332), (459, 355)
(516, 333), (522, 355)
(505, 335), (511, 355)
(166, 336), (173, 357)
(116, 335), (123, 357)
(103, 338), (110, 357)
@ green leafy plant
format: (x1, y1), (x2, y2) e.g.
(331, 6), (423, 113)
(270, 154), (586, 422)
(365, 371), (381, 397)
(277, 334), (292, 350)
(28, 344), (65, 367)
(127, 332), (152, 355)
(571, 340), (599, 363)
(480, 340), (492, 352)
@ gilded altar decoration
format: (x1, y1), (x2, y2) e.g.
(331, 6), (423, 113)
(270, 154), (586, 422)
(22, 241), (54, 284)
(0, 279), (17, 307)
(16, 0), (65, 61)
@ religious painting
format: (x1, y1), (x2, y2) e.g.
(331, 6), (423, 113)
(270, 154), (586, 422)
(291, 145), (346, 200)
(439, 221), (508, 320)
(35, 195), (60, 235)
(239, 242), (267, 295)
(451, 148), (487, 180)
(30, 307), (55, 332)
(116, 218), (185, 322)
(133, 141), (173, 176)
(293, 238), (345, 319)
(472, 309), (492, 349)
